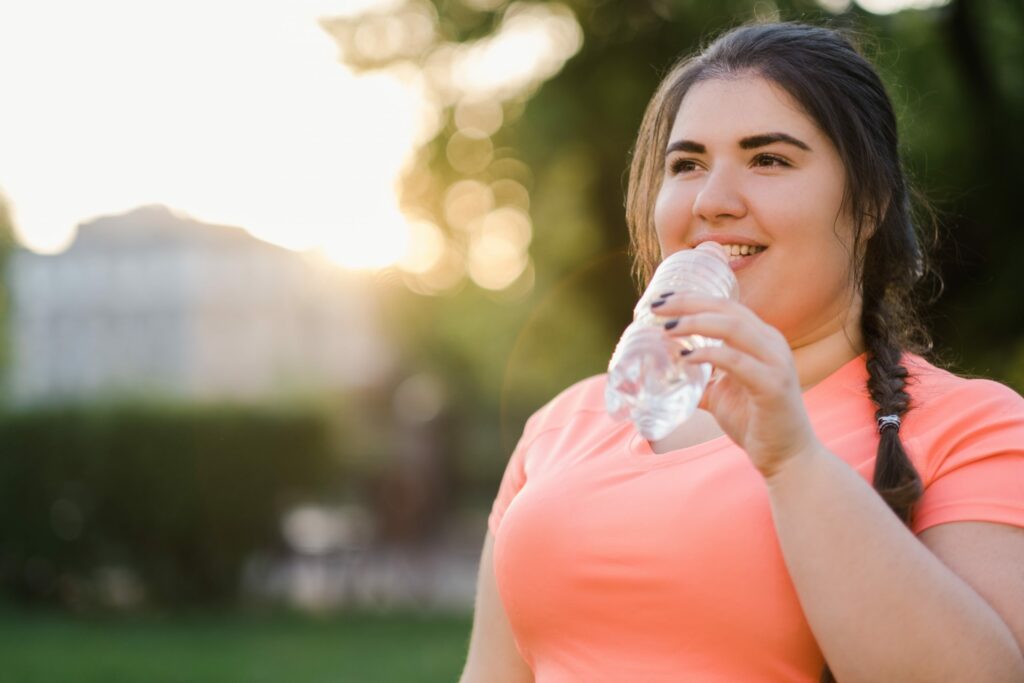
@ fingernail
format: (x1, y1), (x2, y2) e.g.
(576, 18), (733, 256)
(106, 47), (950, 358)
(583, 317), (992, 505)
(651, 300), (666, 309)
(664, 319), (679, 330)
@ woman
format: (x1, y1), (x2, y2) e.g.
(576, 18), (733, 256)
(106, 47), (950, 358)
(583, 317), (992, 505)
(460, 22), (1024, 683)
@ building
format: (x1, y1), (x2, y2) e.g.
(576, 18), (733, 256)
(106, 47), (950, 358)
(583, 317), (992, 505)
(6, 205), (392, 404)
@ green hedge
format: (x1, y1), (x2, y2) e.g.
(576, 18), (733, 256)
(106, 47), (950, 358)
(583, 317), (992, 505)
(0, 404), (342, 608)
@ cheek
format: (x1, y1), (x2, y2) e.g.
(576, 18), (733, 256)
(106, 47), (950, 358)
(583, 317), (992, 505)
(752, 177), (848, 257)
(653, 184), (693, 247)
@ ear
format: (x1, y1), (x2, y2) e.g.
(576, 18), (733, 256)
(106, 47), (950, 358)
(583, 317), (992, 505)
(864, 191), (892, 241)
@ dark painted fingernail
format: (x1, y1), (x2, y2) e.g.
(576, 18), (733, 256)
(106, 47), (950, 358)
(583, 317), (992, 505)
(651, 300), (666, 308)
(680, 348), (692, 356)
(658, 291), (674, 298)
(664, 319), (679, 330)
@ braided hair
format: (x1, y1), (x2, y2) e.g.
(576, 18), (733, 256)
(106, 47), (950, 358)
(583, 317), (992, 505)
(624, 22), (937, 682)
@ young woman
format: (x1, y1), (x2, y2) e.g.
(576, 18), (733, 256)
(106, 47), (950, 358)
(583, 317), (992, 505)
(460, 22), (1024, 683)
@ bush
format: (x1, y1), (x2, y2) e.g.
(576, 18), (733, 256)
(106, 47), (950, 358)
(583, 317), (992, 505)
(0, 403), (342, 608)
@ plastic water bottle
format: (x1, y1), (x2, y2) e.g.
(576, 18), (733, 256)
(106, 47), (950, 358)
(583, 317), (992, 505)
(605, 242), (738, 441)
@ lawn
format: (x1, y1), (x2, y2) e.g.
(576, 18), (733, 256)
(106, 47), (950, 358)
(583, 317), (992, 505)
(0, 608), (473, 683)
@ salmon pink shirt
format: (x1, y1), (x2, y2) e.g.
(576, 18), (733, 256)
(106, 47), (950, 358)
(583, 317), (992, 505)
(488, 353), (1024, 682)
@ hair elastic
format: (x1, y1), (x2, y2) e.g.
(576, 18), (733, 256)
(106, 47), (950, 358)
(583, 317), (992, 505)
(877, 415), (901, 433)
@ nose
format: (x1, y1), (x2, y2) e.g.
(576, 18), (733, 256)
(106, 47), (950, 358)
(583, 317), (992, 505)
(692, 165), (747, 222)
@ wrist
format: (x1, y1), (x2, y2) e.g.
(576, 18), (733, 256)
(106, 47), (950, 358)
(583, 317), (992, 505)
(761, 438), (827, 487)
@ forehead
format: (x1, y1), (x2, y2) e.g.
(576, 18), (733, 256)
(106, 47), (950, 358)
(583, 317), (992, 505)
(670, 75), (822, 143)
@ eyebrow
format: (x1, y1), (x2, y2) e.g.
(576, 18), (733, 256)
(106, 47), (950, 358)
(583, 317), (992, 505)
(665, 132), (812, 156)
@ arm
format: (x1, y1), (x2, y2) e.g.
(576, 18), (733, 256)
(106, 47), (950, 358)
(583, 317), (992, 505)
(766, 444), (1024, 683)
(661, 294), (1024, 682)
(459, 531), (534, 683)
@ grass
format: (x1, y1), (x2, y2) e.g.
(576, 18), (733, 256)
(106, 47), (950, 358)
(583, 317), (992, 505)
(0, 608), (473, 683)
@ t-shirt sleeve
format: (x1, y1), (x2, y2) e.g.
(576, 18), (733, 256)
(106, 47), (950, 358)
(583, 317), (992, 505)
(485, 375), (606, 537)
(487, 415), (537, 537)
(911, 380), (1024, 535)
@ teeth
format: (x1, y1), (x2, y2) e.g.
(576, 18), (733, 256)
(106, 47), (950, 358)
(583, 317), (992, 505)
(719, 243), (765, 257)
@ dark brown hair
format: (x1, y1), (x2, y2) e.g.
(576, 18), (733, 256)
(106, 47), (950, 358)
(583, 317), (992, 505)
(625, 22), (936, 683)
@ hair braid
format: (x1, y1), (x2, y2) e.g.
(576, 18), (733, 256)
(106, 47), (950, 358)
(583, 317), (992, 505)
(819, 270), (925, 683)
(861, 299), (923, 524)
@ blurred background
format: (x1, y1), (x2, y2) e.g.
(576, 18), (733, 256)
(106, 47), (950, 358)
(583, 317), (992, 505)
(0, 0), (1021, 680)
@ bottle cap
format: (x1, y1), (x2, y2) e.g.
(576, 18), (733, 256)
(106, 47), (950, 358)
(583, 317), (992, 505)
(694, 241), (729, 263)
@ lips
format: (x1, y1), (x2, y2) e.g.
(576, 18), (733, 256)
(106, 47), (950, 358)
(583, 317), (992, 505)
(726, 247), (765, 272)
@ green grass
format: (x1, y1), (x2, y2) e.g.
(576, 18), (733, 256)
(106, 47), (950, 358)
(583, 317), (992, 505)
(0, 608), (473, 683)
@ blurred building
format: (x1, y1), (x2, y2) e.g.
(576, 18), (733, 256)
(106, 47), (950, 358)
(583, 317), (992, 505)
(6, 205), (392, 404)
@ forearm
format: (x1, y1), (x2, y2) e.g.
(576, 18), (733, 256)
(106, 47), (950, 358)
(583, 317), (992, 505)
(765, 444), (1024, 683)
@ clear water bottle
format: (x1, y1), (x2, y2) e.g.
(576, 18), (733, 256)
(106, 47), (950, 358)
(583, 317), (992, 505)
(605, 242), (738, 441)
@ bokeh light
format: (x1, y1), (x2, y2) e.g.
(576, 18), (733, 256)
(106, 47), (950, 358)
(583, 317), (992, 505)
(489, 179), (531, 211)
(854, 0), (951, 14)
(443, 181), (496, 231)
(454, 99), (505, 136)
(398, 219), (447, 274)
(446, 3), (584, 101)
(446, 131), (495, 174)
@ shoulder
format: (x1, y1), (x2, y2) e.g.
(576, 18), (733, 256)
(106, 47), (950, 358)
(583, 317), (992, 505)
(903, 353), (1024, 427)
(901, 353), (1024, 479)
(522, 373), (609, 440)
(504, 373), (613, 476)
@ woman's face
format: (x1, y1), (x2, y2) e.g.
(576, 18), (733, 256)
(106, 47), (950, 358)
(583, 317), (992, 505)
(653, 75), (860, 347)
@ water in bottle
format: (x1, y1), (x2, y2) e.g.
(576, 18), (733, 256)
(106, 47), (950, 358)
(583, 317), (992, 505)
(605, 242), (738, 441)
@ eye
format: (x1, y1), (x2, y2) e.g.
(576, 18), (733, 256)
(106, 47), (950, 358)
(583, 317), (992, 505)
(668, 157), (701, 174)
(752, 153), (790, 168)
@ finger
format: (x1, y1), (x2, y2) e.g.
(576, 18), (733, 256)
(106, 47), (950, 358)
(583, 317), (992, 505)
(663, 312), (784, 365)
(650, 294), (752, 320)
(679, 344), (781, 399)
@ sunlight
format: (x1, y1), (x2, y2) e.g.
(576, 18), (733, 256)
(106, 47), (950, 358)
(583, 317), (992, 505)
(818, 0), (952, 14)
(0, 0), (430, 270)
(448, 3), (582, 101)
(856, 0), (951, 13)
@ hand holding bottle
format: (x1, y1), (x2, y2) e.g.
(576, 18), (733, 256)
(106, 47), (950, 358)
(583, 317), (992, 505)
(656, 293), (822, 480)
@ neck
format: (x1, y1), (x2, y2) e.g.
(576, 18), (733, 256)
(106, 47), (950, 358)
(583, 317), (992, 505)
(790, 299), (865, 392)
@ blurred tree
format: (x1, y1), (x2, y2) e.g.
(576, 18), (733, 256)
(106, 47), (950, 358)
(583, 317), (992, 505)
(0, 404), (341, 608)
(327, 0), (1024, 496)
(918, 0), (1024, 375)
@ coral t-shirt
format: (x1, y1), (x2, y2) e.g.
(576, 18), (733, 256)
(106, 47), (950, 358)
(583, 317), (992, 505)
(488, 352), (1024, 682)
